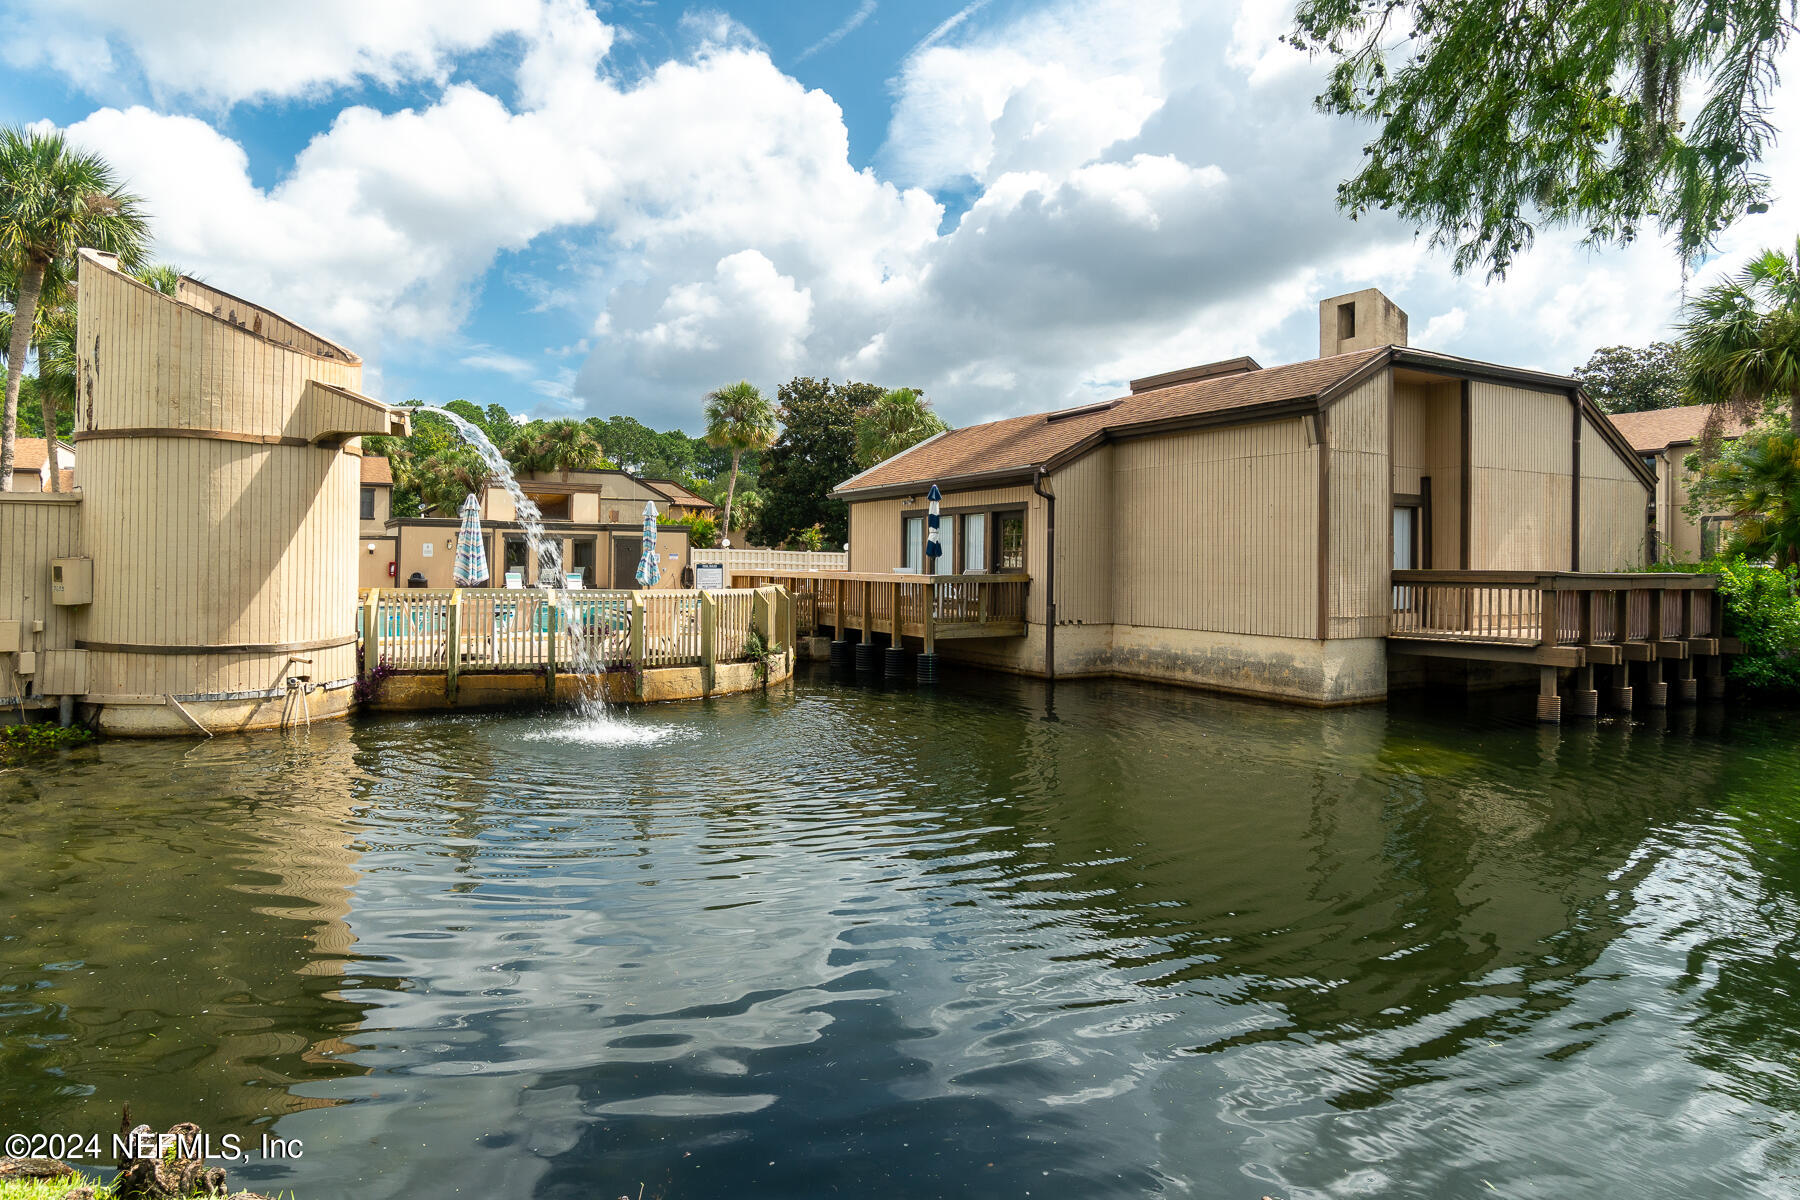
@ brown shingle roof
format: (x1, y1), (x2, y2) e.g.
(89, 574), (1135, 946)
(1608, 403), (1751, 452)
(834, 347), (1387, 494)
(360, 455), (393, 485)
(644, 477), (715, 509)
(11, 438), (69, 471)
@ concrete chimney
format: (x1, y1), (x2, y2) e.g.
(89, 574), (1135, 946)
(1319, 288), (1407, 357)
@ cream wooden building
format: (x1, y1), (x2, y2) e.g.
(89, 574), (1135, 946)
(1607, 404), (1749, 563)
(379, 467), (697, 590)
(819, 289), (1666, 708)
(1, 249), (407, 734)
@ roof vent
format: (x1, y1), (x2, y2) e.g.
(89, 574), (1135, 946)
(1128, 356), (1261, 395)
(1046, 399), (1123, 423)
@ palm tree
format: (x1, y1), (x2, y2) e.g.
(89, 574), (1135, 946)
(1682, 239), (1800, 441)
(853, 387), (949, 470)
(399, 445), (493, 518)
(703, 381), (777, 538)
(513, 417), (605, 480)
(0, 126), (147, 490)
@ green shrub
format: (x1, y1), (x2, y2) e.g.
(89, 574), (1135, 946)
(0, 722), (93, 764)
(1713, 555), (1800, 694)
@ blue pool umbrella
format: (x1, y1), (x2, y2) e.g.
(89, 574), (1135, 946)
(636, 500), (662, 587)
(924, 483), (943, 571)
(453, 493), (489, 586)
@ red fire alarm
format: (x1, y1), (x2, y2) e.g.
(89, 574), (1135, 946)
(387, 561), (397, 578)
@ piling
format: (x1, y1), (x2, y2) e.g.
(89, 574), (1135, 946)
(884, 647), (908, 679)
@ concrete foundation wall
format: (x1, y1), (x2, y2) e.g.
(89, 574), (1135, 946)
(365, 650), (793, 713)
(935, 621), (1386, 705)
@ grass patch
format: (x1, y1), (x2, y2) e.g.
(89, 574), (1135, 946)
(0, 1171), (114, 1199)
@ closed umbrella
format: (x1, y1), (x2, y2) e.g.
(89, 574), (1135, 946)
(636, 500), (662, 587)
(924, 483), (943, 573)
(453, 492), (489, 586)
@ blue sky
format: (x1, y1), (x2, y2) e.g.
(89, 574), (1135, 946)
(2, 1), (1796, 434)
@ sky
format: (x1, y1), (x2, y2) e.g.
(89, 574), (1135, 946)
(3, 0), (1798, 435)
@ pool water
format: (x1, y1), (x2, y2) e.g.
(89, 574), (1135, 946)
(2, 668), (1797, 1198)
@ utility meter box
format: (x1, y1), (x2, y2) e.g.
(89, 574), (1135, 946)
(0, 620), (18, 653)
(50, 557), (92, 605)
(14, 650), (35, 675)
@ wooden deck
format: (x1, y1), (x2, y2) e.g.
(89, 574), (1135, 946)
(1390, 569), (1723, 666)
(738, 571), (1029, 653)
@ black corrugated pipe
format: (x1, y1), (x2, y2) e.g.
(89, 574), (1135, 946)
(1033, 466), (1056, 681)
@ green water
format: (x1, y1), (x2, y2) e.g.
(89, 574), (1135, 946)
(2, 668), (1798, 1198)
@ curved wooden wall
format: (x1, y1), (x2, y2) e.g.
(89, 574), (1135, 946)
(74, 252), (364, 715)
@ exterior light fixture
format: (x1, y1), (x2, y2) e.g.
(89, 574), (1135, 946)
(367, 542), (377, 553)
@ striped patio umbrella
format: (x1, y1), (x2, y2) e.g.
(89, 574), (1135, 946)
(453, 492), (489, 586)
(636, 500), (662, 587)
(924, 483), (943, 572)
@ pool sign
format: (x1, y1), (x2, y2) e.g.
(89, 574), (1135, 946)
(694, 563), (725, 590)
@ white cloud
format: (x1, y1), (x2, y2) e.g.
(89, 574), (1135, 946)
(5, 0), (548, 107)
(798, 1), (877, 62)
(36, 0), (1800, 438)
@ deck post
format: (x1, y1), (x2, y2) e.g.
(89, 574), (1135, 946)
(1536, 666), (1562, 723)
(785, 586), (797, 657)
(856, 581), (878, 672)
(362, 588), (381, 676)
(1537, 582), (1556, 647)
(1703, 654), (1726, 699)
(629, 594), (646, 698)
(1610, 662), (1634, 712)
(1571, 663), (1598, 717)
(545, 598), (558, 702)
(1676, 655), (1698, 704)
(1644, 657), (1668, 708)
(699, 589), (717, 695)
(446, 589), (460, 701)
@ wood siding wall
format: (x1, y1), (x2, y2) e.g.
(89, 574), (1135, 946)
(0, 495), (83, 700)
(1049, 446), (1113, 626)
(1468, 382), (1573, 570)
(1111, 418), (1318, 638)
(1392, 377), (1462, 569)
(75, 254), (366, 698)
(1579, 411), (1650, 569)
(1327, 372), (1391, 639)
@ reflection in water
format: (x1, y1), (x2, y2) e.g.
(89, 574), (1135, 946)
(3, 670), (1799, 1198)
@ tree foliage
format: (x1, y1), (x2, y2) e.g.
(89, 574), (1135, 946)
(1682, 237), (1800, 433)
(0, 125), (147, 490)
(853, 386), (948, 470)
(1289, 0), (1790, 277)
(1572, 342), (1688, 413)
(753, 377), (878, 548)
(1686, 423), (1800, 566)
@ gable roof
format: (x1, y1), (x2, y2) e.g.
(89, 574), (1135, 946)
(833, 344), (1657, 498)
(832, 348), (1389, 496)
(642, 477), (715, 509)
(9, 438), (74, 472)
(360, 455), (393, 485)
(1608, 403), (1751, 452)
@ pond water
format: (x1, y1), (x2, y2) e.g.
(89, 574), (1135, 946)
(3, 668), (1798, 1199)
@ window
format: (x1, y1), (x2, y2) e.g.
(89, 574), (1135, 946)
(903, 516), (924, 572)
(360, 487), (376, 520)
(931, 516), (953, 574)
(962, 513), (986, 573)
(996, 512), (1025, 572)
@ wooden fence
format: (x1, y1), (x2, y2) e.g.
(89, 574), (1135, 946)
(1390, 570), (1719, 648)
(740, 571), (1029, 650)
(361, 586), (790, 680)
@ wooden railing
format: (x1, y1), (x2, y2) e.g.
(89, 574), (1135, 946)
(740, 571), (1030, 647)
(1390, 570), (1719, 647)
(361, 586), (790, 679)
(693, 548), (848, 576)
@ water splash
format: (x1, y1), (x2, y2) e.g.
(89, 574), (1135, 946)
(413, 405), (619, 716)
